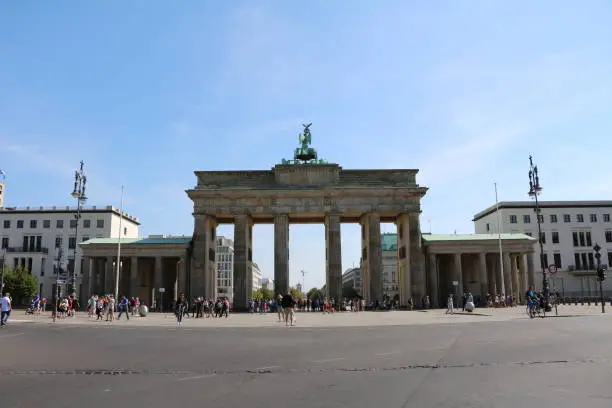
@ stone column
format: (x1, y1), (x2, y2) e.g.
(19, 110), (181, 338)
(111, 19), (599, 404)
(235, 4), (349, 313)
(520, 253), (529, 293)
(453, 253), (463, 307)
(428, 253), (439, 308)
(527, 252), (536, 288)
(396, 213), (411, 307)
(486, 254), (496, 295)
(177, 256), (187, 299)
(81, 257), (92, 300)
(192, 214), (217, 299)
(409, 213), (426, 306)
(130, 257), (139, 297)
(478, 252), (488, 302)
(361, 213), (382, 303)
(511, 255), (520, 301)
(503, 252), (512, 297)
(325, 213), (342, 305)
(94, 258), (102, 294)
(233, 214), (253, 311)
(105, 256), (114, 294)
(154, 256), (163, 308)
(274, 214), (290, 297)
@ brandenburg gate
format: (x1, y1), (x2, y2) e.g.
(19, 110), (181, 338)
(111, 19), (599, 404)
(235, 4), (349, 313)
(187, 124), (428, 310)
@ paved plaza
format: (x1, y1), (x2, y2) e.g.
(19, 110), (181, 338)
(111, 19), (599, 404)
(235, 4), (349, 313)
(2, 307), (612, 407)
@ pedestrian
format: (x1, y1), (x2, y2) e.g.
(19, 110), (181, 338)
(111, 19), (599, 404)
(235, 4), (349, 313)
(1, 292), (11, 326)
(445, 294), (454, 314)
(175, 293), (187, 326)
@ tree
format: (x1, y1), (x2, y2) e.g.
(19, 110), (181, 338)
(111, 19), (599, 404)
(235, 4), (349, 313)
(252, 287), (273, 300)
(342, 286), (359, 300)
(2, 267), (38, 305)
(307, 287), (324, 300)
(289, 286), (305, 299)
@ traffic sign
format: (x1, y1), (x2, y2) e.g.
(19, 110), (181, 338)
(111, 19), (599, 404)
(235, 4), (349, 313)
(159, 288), (166, 293)
(57, 279), (66, 285)
(452, 280), (459, 286)
(548, 265), (558, 274)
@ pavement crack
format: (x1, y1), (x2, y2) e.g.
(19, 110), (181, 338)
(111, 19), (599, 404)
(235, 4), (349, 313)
(0, 358), (608, 377)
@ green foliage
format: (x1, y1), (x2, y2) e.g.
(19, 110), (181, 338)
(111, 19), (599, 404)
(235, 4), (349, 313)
(251, 287), (273, 300)
(2, 267), (39, 305)
(307, 287), (324, 300)
(342, 286), (359, 299)
(289, 286), (305, 299)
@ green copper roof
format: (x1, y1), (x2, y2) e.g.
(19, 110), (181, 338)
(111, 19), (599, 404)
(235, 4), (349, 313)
(381, 233), (397, 251)
(80, 237), (192, 245)
(422, 233), (535, 242)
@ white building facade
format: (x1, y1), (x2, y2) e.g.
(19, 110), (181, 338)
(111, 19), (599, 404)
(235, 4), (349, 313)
(214, 235), (263, 299)
(474, 201), (612, 296)
(0, 205), (140, 299)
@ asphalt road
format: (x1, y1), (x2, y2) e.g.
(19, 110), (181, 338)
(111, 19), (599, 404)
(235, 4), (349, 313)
(1, 315), (612, 408)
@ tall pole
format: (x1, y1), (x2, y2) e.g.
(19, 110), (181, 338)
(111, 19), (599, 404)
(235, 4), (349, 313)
(114, 186), (124, 301)
(71, 161), (87, 299)
(528, 155), (550, 311)
(0, 248), (5, 296)
(494, 183), (504, 295)
(301, 270), (307, 294)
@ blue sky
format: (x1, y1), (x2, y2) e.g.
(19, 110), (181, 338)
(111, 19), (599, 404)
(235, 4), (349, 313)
(1, 1), (611, 290)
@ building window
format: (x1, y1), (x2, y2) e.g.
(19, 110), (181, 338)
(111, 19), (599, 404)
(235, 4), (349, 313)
(604, 214), (611, 223)
(572, 232), (579, 247)
(96, 219), (104, 228)
(69, 219), (77, 228)
(523, 215), (531, 224)
(43, 220), (51, 228)
(1, 237), (8, 249)
(581, 253), (588, 270)
(27, 257), (33, 273)
(124, 227), (127, 236)
(510, 215), (518, 224)
(553, 253), (562, 268)
(68, 237), (76, 249)
(525, 232), (533, 237)
(609, 252), (612, 268)
(577, 214), (584, 223)
(563, 214), (571, 223)
(550, 214), (558, 223)
(41, 258), (45, 277)
(605, 231), (612, 243)
(586, 231), (592, 247)
(30, 220), (37, 229)
(55, 236), (63, 248)
(540, 232), (546, 244)
(82, 236), (89, 242)
(17, 220), (24, 229)
(537, 214), (544, 223)
(590, 214), (597, 223)
(83, 219), (91, 228)
(56, 220), (64, 228)
(552, 231), (559, 244)
(578, 232), (586, 247)
(588, 253), (595, 269)
(2, 220), (9, 228)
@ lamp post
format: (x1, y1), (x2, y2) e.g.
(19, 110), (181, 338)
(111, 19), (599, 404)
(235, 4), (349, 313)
(53, 247), (64, 322)
(70, 161), (87, 299)
(528, 155), (551, 312)
(594, 244), (606, 313)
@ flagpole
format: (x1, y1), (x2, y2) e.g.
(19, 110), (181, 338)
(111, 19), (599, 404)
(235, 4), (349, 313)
(495, 183), (505, 295)
(114, 186), (124, 300)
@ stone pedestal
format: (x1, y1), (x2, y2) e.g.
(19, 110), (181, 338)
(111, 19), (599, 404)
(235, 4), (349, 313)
(274, 214), (289, 297)
(233, 214), (253, 310)
(325, 214), (342, 304)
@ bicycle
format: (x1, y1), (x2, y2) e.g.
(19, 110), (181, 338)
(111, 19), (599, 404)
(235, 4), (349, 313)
(526, 299), (540, 319)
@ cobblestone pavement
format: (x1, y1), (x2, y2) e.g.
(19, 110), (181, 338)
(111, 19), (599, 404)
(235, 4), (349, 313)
(10, 304), (612, 328)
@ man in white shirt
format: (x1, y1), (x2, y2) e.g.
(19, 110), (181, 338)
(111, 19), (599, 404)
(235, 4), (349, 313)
(1, 292), (12, 326)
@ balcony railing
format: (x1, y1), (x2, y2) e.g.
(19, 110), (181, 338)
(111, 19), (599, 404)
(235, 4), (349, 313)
(4, 246), (49, 254)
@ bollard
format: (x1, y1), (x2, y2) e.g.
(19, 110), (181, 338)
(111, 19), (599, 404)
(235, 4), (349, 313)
(595, 299), (599, 306)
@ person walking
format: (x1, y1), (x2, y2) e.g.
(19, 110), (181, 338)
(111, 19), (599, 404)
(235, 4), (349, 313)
(281, 292), (296, 326)
(445, 294), (454, 314)
(175, 293), (187, 326)
(1, 292), (11, 326)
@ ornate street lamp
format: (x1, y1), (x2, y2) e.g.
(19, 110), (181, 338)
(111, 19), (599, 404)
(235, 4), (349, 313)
(70, 161), (87, 298)
(528, 155), (551, 312)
